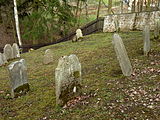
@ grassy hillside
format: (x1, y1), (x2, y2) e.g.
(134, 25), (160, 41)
(0, 31), (160, 120)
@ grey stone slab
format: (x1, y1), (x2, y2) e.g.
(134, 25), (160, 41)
(8, 59), (29, 98)
(4, 44), (13, 60)
(12, 43), (20, 58)
(113, 33), (133, 76)
(43, 49), (53, 64)
(143, 25), (150, 56)
(55, 54), (81, 106)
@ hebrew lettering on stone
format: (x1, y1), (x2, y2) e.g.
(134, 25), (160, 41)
(8, 59), (29, 98)
(112, 33), (133, 76)
(55, 54), (81, 106)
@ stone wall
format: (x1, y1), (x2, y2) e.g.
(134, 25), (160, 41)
(103, 11), (160, 32)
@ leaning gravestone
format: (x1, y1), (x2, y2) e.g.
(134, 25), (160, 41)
(113, 33), (133, 76)
(143, 25), (150, 56)
(55, 54), (81, 106)
(12, 43), (20, 58)
(43, 49), (53, 64)
(76, 29), (83, 40)
(4, 44), (13, 60)
(8, 59), (29, 98)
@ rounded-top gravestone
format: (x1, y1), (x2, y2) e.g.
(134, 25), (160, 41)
(43, 49), (53, 64)
(4, 44), (14, 60)
(55, 54), (82, 106)
(12, 43), (20, 58)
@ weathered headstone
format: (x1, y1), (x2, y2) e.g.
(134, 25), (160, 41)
(143, 25), (150, 56)
(0, 53), (3, 66)
(76, 29), (83, 40)
(2, 53), (8, 64)
(154, 18), (160, 39)
(43, 49), (53, 64)
(8, 59), (29, 98)
(0, 53), (7, 66)
(4, 44), (13, 60)
(55, 54), (81, 105)
(12, 43), (20, 58)
(112, 33), (133, 76)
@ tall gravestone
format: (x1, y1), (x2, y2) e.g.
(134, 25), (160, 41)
(112, 33), (133, 76)
(8, 59), (29, 98)
(12, 43), (20, 58)
(43, 49), (53, 64)
(55, 54), (82, 106)
(4, 44), (13, 60)
(143, 26), (150, 56)
(154, 18), (160, 39)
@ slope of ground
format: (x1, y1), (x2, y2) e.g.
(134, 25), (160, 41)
(0, 31), (160, 120)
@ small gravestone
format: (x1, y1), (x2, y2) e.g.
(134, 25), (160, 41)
(12, 43), (20, 58)
(0, 53), (3, 66)
(2, 53), (8, 64)
(0, 53), (7, 66)
(143, 26), (150, 56)
(55, 54), (81, 106)
(8, 59), (29, 98)
(154, 18), (160, 39)
(113, 33), (133, 76)
(4, 44), (13, 60)
(43, 49), (53, 64)
(76, 29), (83, 41)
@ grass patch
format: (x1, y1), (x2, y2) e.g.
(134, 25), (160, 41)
(0, 31), (160, 120)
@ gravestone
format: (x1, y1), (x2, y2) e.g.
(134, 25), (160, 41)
(55, 54), (81, 106)
(76, 29), (83, 40)
(4, 44), (13, 60)
(8, 59), (29, 98)
(113, 33), (133, 76)
(12, 43), (20, 58)
(0, 53), (7, 66)
(43, 49), (53, 64)
(0, 53), (3, 66)
(2, 53), (8, 64)
(154, 18), (160, 39)
(143, 26), (150, 56)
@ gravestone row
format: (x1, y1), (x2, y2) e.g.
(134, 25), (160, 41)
(0, 43), (20, 66)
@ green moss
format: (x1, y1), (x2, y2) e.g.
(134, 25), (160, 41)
(14, 83), (30, 98)
(0, 31), (159, 120)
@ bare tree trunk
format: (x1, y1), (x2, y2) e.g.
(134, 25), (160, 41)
(97, 0), (102, 19)
(121, 0), (123, 13)
(132, 0), (136, 12)
(140, 0), (143, 12)
(108, 0), (112, 14)
(13, 0), (22, 46)
(85, 0), (89, 20)
(75, 0), (80, 18)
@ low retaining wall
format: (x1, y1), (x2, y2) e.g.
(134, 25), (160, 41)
(103, 11), (160, 32)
